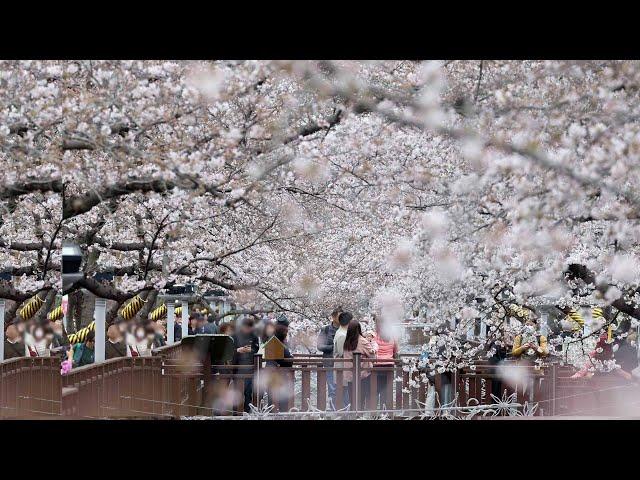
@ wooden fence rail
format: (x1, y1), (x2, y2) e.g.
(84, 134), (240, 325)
(3, 340), (638, 418)
(1, 357), (62, 418)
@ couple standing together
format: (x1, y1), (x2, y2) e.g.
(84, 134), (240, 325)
(316, 307), (398, 410)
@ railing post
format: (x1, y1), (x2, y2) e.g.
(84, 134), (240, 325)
(167, 301), (175, 344)
(452, 368), (458, 405)
(353, 352), (361, 412)
(253, 353), (262, 407)
(94, 298), (106, 363)
(0, 299), (5, 361)
(551, 363), (557, 417)
(181, 300), (189, 340)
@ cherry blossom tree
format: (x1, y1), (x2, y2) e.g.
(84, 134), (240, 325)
(3, 60), (640, 370)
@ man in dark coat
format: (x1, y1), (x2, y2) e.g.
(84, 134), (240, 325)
(3, 324), (25, 359)
(105, 324), (128, 359)
(232, 317), (259, 412)
(316, 307), (342, 409)
(203, 315), (219, 334)
(188, 313), (219, 335)
(174, 319), (183, 342)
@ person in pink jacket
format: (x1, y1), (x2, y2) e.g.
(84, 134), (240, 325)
(343, 319), (376, 410)
(372, 319), (399, 408)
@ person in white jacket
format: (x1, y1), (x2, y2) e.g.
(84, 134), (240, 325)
(333, 311), (352, 358)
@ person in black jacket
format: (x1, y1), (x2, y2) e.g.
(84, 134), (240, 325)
(232, 317), (260, 412)
(3, 324), (25, 359)
(105, 324), (128, 359)
(174, 318), (183, 342)
(187, 314), (200, 336)
(316, 307), (341, 409)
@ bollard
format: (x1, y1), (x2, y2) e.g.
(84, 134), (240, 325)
(181, 300), (189, 340)
(94, 298), (106, 363)
(167, 301), (175, 344)
(0, 299), (5, 361)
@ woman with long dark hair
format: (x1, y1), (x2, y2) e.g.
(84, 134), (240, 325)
(342, 319), (376, 410)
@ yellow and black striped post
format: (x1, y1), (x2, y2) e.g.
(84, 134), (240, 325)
(149, 303), (167, 322)
(67, 321), (96, 344)
(19, 294), (44, 320)
(48, 305), (64, 321)
(66, 295), (148, 345)
(120, 294), (146, 321)
(148, 303), (182, 321)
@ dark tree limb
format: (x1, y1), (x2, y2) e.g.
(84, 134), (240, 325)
(0, 179), (63, 200)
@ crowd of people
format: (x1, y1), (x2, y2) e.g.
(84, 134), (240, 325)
(0, 302), (407, 411)
(217, 306), (399, 412)
(3, 316), (67, 360)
